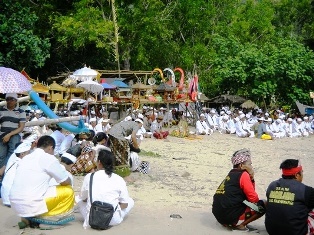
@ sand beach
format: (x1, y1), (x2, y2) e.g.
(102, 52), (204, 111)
(1, 131), (314, 235)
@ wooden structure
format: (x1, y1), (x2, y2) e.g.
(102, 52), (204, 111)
(66, 87), (85, 100)
(49, 81), (67, 102)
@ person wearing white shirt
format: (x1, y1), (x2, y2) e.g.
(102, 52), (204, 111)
(218, 115), (232, 134)
(101, 119), (111, 134)
(59, 131), (75, 154)
(295, 118), (309, 137)
(206, 110), (217, 130)
(284, 118), (301, 138)
(235, 114), (253, 137)
(271, 119), (286, 138)
(88, 118), (98, 133)
(9, 136), (74, 223)
(1, 142), (31, 206)
(50, 125), (65, 156)
(196, 114), (212, 135)
(76, 149), (134, 229)
(303, 116), (313, 134)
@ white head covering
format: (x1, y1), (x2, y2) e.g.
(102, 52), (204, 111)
(24, 134), (38, 143)
(5, 93), (18, 100)
(239, 114), (246, 119)
(200, 113), (205, 117)
(89, 118), (97, 123)
(297, 118), (302, 122)
(124, 116), (132, 121)
(138, 113), (144, 119)
(62, 152), (77, 163)
(15, 142), (31, 154)
(287, 118), (293, 122)
(135, 118), (143, 124)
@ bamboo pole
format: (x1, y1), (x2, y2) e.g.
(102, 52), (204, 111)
(25, 116), (86, 127)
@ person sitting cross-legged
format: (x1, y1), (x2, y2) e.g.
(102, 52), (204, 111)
(76, 149), (134, 229)
(9, 136), (74, 227)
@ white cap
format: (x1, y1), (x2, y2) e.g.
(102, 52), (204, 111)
(245, 114), (250, 119)
(210, 109), (216, 114)
(138, 113), (144, 119)
(102, 118), (110, 123)
(24, 134), (38, 143)
(304, 116), (309, 120)
(220, 111), (225, 115)
(267, 118), (272, 122)
(5, 93), (18, 100)
(91, 111), (96, 115)
(124, 116), (132, 121)
(265, 112), (269, 117)
(62, 152), (77, 163)
(223, 115), (229, 120)
(200, 113), (205, 117)
(135, 118), (143, 124)
(258, 117), (264, 121)
(238, 111), (244, 114)
(297, 118), (302, 122)
(287, 118), (293, 122)
(239, 114), (245, 119)
(14, 142), (31, 154)
(35, 109), (42, 114)
(89, 118), (97, 123)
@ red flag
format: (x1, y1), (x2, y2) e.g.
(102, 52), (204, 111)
(21, 70), (32, 80)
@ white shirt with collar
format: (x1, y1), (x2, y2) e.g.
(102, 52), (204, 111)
(9, 148), (69, 217)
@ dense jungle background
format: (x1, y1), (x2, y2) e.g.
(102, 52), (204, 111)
(1, 0), (314, 107)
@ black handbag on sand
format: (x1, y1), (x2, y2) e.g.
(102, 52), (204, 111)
(88, 172), (117, 230)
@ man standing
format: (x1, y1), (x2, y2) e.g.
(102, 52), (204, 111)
(265, 159), (314, 235)
(0, 93), (26, 177)
(9, 136), (74, 223)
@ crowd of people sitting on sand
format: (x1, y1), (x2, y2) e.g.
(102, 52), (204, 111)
(0, 93), (313, 234)
(195, 106), (314, 139)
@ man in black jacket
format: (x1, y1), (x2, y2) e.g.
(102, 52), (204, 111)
(265, 159), (314, 235)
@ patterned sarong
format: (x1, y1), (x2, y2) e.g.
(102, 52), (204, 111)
(308, 210), (314, 235)
(108, 134), (130, 166)
(70, 153), (97, 175)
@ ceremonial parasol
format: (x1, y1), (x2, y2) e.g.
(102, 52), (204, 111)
(76, 80), (104, 95)
(72, 66), (99, 81)
(0, 67), (32, 93)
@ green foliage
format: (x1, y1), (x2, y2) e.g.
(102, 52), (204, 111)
(0, 0), (50, 69)
(52, 0), (114, 50)
(1, 0), (314, 107)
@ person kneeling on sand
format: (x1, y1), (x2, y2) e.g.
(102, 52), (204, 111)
(212, 149), (266, 232)
(151, 115), (169, 139)
(265, 159), (314, 235)
(9, 136), (74, 227)
(76, 149), (134, 229)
